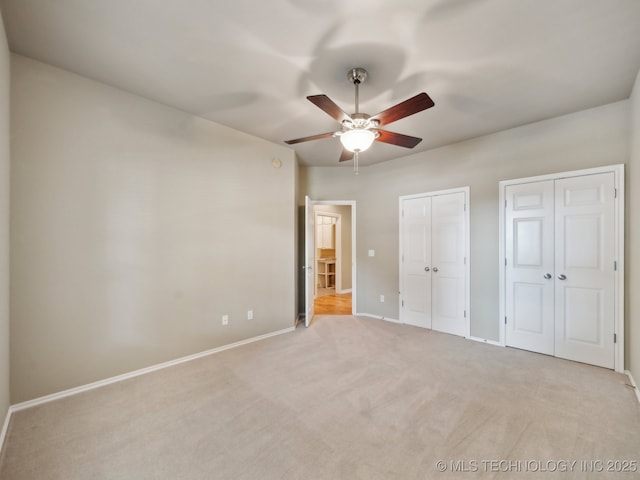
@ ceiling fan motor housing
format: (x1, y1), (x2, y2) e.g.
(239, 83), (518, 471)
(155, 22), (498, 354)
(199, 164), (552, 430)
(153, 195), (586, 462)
(343, 113), (379, 130)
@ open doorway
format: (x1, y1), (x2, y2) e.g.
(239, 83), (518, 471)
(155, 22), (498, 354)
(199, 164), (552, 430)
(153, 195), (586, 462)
(312, 202), (355, 315)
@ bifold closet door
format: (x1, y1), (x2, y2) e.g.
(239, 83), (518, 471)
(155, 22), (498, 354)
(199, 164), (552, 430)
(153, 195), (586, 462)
(554, 173), (615, 369)
(401, 192), (466, 335)
(505, 180), (555, 355)
(505, 173), (616, 369)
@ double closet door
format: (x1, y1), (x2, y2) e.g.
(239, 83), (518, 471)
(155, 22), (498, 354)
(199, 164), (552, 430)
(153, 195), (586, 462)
(400, 189), (468, 337)
(504, 172), (617, 369)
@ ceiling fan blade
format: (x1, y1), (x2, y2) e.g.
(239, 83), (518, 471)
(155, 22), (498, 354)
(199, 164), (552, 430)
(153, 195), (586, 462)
(339, 149), (354, 162)
(284, 132), (335, 145)
(370, 93), (434, 126)
(375, 130), (423, 149)
(307, 95), (350, 124)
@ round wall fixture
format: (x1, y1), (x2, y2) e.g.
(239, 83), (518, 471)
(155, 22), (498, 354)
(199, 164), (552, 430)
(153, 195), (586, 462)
(271, 158), (282, 168)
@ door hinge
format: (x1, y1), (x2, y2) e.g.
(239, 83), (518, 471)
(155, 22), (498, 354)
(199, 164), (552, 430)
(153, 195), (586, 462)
(614, 188), (617, 198)
(402, 300), (404, 307)
(614, 260), (617, 271)
(504, 316), (507, 325)
(505, 257), (507, 266)
(505, 199), (507, 208)
(464, 257), (467, 265)
(464, 310), (467, 318)
(614, 333), (617, 343)
(464, 203), (467, 212)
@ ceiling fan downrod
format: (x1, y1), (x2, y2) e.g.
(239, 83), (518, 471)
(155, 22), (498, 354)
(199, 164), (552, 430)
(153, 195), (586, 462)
(348, 68), (367, 115)
(346, 68), (371, 174)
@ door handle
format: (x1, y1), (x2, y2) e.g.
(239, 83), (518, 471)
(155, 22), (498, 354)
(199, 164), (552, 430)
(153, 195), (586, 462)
(424, 267), (430, 272)
(557, 274), (567, 280)
(544, 273), (552, 279)
(432, 267), (438, 273)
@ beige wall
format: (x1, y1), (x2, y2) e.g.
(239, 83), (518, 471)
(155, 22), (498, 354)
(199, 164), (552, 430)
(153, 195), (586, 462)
(0, 12), (10, 426)
(10, 55), (297, 403)
(301, 100), (629, 341)
(629, 69), (640, 381)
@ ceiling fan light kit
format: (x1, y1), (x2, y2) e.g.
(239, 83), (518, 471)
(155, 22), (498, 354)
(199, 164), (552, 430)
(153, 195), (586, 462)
(339, 128), (376, 152)
(285, 67), (434, 174)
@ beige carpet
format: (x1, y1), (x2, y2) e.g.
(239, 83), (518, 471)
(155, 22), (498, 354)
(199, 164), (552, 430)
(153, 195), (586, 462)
(1, 315), (639, 479)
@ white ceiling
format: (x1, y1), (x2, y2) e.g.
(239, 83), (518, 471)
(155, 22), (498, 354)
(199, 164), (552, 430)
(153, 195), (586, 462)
(1, 0), (640, 167)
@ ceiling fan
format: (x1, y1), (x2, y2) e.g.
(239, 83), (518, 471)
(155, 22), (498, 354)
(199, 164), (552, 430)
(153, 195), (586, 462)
(285, 67), (434, 173)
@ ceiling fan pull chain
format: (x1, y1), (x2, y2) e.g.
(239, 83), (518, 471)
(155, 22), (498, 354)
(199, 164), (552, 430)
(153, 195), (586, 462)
(354, 150), (359, 175)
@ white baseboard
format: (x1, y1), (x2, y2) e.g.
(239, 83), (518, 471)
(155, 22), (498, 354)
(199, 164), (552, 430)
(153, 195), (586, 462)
(624, 370), (640, 405)
(467, 336), (504, 347)
(358, 317), (504, 347)
(10, 326), (295, 414)
(356, 312), (401, 324)
(336, 288), (352, 294)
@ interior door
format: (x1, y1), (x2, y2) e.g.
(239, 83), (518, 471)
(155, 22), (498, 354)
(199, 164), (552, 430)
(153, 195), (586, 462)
(431, 192), (467, 336)
(304, 196), (315, 327)
(554, 173), (615, 368)
(401, 196), (432, 328)
(505, 181), (555, 355)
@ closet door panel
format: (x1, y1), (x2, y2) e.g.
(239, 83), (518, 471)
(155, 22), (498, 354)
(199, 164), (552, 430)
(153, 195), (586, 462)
(505, 181), (555, 355)
(401, 196), (432, 328)
(554, 173), (615, 368)
(431, 192), (467, 337)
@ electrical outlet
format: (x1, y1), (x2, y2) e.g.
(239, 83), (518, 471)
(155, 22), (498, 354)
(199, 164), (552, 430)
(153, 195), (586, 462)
(247, 310), (253, 320)
(222, 315), (229, 326)
(368, 249), (375, 257)
(379, 294), (385, 303)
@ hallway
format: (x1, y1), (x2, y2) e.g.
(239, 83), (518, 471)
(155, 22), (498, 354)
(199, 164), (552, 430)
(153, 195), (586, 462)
(314, 291), (352, 315)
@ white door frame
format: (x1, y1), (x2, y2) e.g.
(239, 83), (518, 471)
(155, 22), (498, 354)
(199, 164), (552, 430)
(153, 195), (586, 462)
(304, 196), (315, 327)
(399, 186), (470, 337)
(309, 200), (357, 315)
(498, 164), (625, 372)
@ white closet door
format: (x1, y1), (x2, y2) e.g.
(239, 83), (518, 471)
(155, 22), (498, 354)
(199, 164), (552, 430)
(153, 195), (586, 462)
(505, 181), (555, 355)
(554, 173), (615, 368)
(431, 192), (467, 336)
(401, 196), (432, 328)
